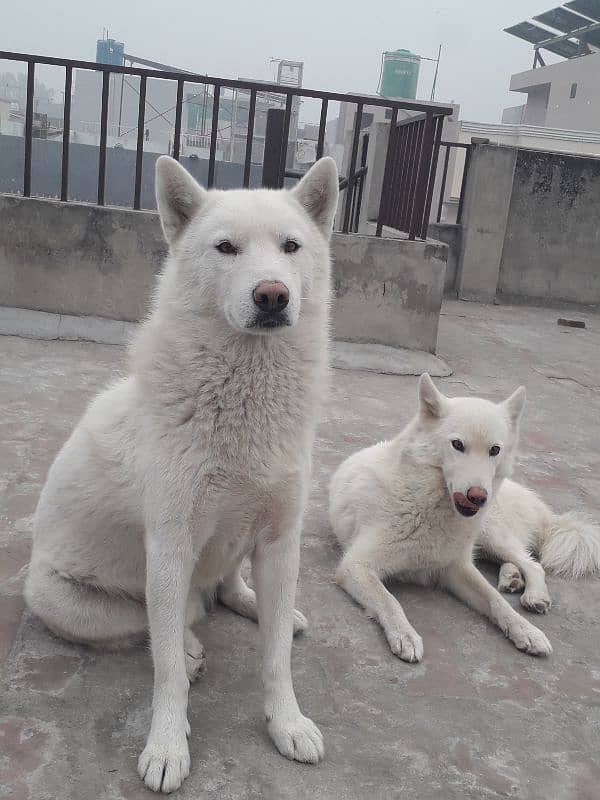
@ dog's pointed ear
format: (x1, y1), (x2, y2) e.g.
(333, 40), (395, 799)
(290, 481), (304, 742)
(155, 156), (208, 244)
(503, 386), (526, 425)
(291, 156), (339, 239)
(418, 373), (446, 420)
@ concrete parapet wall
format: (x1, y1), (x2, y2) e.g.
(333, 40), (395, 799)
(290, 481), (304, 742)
(428, 222), (461, 293)
(454, 144), (600, 307)
(0, 194), (447, 353)
(331, 233), (447, 353)
(498, 149), (600, 306)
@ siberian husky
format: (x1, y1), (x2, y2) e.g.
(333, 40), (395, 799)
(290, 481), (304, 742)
(25, 155), (339, 792)
(329, 374), (600, 662)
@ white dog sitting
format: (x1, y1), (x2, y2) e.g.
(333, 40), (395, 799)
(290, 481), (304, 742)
(25, 155), (339, 792)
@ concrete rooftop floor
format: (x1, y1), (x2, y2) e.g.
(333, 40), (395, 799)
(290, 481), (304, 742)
(1, 299), (600, 800)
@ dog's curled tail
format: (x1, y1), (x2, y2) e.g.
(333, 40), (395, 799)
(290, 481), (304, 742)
(539, 512), (600, 578)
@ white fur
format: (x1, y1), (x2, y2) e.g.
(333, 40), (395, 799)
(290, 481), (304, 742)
(25, 156), (339, 792)
(330, 374), (599, 663)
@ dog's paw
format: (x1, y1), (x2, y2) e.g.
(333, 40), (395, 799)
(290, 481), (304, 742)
(505, 617), (552, 656)
(498, 564), (525, 593)
(385, 627), (424, 663)
(520, 590), (552, 615)
(184, 630), (206, 683)
(293, 609), (308, 636)
(268, 712), (324, 764)
(138, 736), (190, 793)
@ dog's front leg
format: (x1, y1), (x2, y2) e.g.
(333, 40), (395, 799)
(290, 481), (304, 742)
(440, 560), (552, 657)
(138, 525), (195, 793)
(252, 502), (323, 764)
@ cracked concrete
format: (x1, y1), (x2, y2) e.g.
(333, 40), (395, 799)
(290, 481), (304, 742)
(1, 299), (600, 799)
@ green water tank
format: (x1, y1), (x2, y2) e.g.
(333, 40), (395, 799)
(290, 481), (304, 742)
(379, 49), (421, 100)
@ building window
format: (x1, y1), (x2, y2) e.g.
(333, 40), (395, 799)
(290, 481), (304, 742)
(570, 83), (578, 99)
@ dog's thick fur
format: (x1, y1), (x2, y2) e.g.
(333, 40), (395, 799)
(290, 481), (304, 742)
(329, 374), (600, 662)
(25, 155), (339, 792)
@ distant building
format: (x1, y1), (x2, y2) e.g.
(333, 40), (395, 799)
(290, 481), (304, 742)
(503, 2), (600, 131)
(70, 37), (302, 163)
(503, 51), (600, 129)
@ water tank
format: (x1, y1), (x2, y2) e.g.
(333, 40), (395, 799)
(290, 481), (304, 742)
(96, 38), (125, 66)
(379, 49), (420, 100)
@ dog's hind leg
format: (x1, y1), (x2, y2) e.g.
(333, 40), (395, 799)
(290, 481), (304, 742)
(25, 559), (147, 647)
(480, 528), (551, 614)
(498, 562), (525, 593)
(218, 563), (307, 635)
(335, 540), (423, 663)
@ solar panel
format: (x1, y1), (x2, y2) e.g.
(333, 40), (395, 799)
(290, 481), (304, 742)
(504, 21), (556, 44)
(505, 3), (600, 58)
(543, 38), (583, 56)
(565, 0), (600, 22)
(534, 6), (593, 31)
(582, 27), (600, 45)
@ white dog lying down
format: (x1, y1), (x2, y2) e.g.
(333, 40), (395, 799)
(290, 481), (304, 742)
(25, 155), (339, 792)
(329, 374), (600, 662)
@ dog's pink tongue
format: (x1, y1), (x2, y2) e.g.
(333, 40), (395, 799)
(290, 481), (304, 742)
(453, 492), (478, 511)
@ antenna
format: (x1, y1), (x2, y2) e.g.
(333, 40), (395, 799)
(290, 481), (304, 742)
(430, 44), (442, 102)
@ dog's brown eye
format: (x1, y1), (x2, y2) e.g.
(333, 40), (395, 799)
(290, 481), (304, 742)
(451, 439), (465, 452)
(216, 241), (237, 255)
(283, 239), (300, 254)
(489, 445), (501, 457)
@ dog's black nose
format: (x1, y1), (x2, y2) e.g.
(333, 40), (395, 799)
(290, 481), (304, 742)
(467, 486), (488, 507)
(253, 281), (289, 313)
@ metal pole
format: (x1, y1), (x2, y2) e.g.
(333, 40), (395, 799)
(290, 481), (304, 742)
(172, 79), (184, 160)
(437, 144), (450, 223)
(118, 70), (125, 137)
(342, 103), (363, 233)
(430, 44), (442, 102)
(60, 65), (72, 201)
(207, 84), (220, 187)
(316, 98), (328, 160)
(133, 75), (147, 209)
(97, 71), (110, 206)
(23, 61), (35, 197)
(243, 89), (257, 187)
(262, 108), (285, 188)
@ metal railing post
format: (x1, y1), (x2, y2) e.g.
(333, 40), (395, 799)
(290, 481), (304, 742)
(409, 112), (434, 240)
(60, 65), (72, 201)
(23, 61), (35, 197)
(262, 108), (286, 189)
(342, 103), (363, 233)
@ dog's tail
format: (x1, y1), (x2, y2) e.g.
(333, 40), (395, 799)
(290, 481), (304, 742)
(539, 512), (600, 578)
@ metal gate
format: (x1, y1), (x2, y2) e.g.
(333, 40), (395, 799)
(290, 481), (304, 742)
(377, 112), (444, 240)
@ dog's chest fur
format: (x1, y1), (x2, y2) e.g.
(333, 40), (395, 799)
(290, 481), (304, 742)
(378, 459), (482, 574)
(136, 324), (327, 495)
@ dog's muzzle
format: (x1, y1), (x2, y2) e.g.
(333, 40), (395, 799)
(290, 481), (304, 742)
(248, 310), (292, 330)
(248, 280), (292, 330)
(453, 488), (487, 517)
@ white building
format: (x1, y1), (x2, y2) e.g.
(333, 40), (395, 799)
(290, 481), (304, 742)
(503, 51), (600, 130)
(503, 2), (600, 131)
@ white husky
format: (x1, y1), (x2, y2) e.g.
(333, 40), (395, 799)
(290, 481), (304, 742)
(329, 374), (600, 663)
(25, 155), (339, 792)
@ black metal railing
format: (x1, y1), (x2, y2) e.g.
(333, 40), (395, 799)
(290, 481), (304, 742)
(377, 112), (446, 240)
(436, 140), (472, 225)
(0, 50), (453, 237)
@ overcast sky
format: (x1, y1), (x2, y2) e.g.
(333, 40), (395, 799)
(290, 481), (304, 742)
(3, 0), (560, 122)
